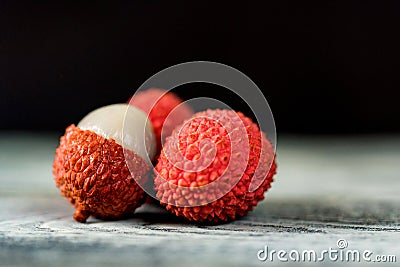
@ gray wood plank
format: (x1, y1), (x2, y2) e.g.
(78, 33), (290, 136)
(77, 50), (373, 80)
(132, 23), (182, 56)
(1, 133), (399, 267)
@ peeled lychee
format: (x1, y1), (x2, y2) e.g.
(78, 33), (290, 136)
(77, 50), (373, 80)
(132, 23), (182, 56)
(154, 109), (277, 223)
(128, 88), (193, 153)
(53, 104), (156, 223)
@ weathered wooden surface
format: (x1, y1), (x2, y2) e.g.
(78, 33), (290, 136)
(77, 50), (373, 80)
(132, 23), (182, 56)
(0, 133), (399, 267)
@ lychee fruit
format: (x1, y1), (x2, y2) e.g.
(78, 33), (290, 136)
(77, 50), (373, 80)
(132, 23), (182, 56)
(128, 88), (193, 153)
(53, 104), (156, 223)
(154, 109), (277, 223)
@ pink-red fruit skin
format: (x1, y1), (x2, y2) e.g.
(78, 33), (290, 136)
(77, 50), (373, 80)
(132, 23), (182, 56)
(154, 109), (277, 223)
(53, 125), (148, 223)
(129, 88), (193, 153)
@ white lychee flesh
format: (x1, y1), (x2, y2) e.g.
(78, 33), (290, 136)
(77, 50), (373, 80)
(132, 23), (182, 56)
(77, 103), (156, 164)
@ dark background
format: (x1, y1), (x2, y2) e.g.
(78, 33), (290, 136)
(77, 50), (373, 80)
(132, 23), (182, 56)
(1, 1), (399, 134)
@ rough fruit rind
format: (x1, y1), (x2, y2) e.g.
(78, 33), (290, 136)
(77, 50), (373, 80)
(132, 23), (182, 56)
(53, 125), (149, 223)
(154, 109), (277, 223)
(129, 88), (193, 153)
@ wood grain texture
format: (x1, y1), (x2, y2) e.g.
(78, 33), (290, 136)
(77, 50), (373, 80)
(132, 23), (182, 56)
(1, 133), (399, 267)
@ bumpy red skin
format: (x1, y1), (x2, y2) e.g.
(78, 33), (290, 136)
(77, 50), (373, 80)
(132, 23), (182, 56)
(53, 125), (148, 223)
(154, 109), (277, 223)
(129, 88), (193, 153)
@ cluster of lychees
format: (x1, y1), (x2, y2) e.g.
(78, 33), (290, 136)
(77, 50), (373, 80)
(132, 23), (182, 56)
(53, 88), (276, 223)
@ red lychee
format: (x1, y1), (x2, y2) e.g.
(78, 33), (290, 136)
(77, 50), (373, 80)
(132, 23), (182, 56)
(128, 88), (193, 153)
(154, 109), (277, 223)
(53, 104), (156, 222)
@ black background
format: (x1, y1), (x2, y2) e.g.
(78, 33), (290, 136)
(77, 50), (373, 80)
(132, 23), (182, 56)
(1, 1), (399, 134)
